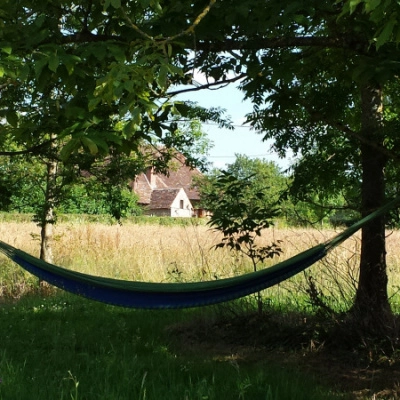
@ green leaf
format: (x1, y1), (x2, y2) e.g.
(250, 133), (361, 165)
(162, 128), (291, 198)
(349, 0), (363, 14)
(157, 64), (168, 89)
(124, 80), (134, 92)
(101, 132), (122, 146)
(131, 108), (142, 125)
(168, 64), (184, 75)
(375, 18), (396, 49)
(6, 111), (18, 127)
(123, 120), (137, 136)
(88, 97), (102, 112)
(81, 137), (99, 155)
(107, 45), (126, 62)
(91, 44), (107, 61)
(34, 57), (49, 79)
(65, 106), (87, 119)
(34, 15), (46, 28)
(48, 54), (59, 73)
(59, 138), (80, 161)
(166, 44), (173, 58)
(18, 64), (30, 81)
(111, 0), (121, 8)
(62, 54), (81, 75)
(364, 0), (381, 12)
(1, 46), (12, 55)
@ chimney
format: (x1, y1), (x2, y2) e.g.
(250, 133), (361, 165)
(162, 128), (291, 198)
(145, 167), (156, 188)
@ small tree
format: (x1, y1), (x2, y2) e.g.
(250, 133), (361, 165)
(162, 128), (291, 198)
(205, 171), (282, 313)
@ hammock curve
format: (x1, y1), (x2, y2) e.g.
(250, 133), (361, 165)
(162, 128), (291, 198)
(0, 197), (399, 309)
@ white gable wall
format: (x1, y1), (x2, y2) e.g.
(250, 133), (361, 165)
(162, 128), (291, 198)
(170, 188), (193, 217)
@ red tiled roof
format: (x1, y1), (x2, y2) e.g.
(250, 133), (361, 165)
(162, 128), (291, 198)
(149, 188), (182, 209)
(159, 164), (202, 201)
(133, 153), (202, 205)
(132, 174), (152, 204)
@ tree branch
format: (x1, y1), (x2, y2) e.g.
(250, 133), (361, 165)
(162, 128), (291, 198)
(167, 73), (247, 97)
(120, 7), (155, 42)
(0, 141), (52, 157)
(195, 35), (351, 52)
(164, 0), (217, 42)
(58, 32), (355, 54)
(60, 31), (123, 44)
(310, 112), (400, 163)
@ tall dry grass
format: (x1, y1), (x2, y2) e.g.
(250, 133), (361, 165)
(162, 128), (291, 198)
(1, 220), (400, 308)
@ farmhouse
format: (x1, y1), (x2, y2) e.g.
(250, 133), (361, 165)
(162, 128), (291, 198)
(131, 153), (207, 218)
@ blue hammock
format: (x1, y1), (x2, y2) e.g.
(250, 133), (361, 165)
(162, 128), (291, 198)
(0, 197), (398, 309)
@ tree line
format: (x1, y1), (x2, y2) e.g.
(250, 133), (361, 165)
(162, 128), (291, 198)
(0, 151), (365, 229)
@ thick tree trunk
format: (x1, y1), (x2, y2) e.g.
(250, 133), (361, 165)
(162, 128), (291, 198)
(353, 85), (391, 325)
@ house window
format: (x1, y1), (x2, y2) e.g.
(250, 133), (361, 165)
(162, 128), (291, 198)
(180, 199), (184, 209)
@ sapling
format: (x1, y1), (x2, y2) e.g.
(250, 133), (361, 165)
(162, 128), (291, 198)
(205, 171), (282, 313)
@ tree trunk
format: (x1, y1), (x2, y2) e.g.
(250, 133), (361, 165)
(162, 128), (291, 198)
(40, 158), (57, 264)
(353, 84), (391, 326)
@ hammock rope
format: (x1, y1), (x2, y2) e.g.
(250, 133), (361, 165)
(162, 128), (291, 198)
(1, 196), (399, 309)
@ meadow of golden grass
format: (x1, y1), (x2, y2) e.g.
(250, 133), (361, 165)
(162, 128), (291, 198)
(1, 220), (400, 307)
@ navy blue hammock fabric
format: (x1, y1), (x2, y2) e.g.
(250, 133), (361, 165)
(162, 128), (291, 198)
(0, 197), (398, 309)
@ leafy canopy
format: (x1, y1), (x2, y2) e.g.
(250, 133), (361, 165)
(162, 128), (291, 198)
(0, 0), (226, 165)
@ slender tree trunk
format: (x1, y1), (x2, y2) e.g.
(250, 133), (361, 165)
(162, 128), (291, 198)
(353, 85), (391, 326)
(40, 157), (57, 264)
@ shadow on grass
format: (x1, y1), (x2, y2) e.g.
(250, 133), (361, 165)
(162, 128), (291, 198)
(0, 292), (345, 400)
(167, 299), (400, 400)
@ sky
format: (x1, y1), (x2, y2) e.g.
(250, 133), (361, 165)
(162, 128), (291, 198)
(175, 79), (293, 171)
